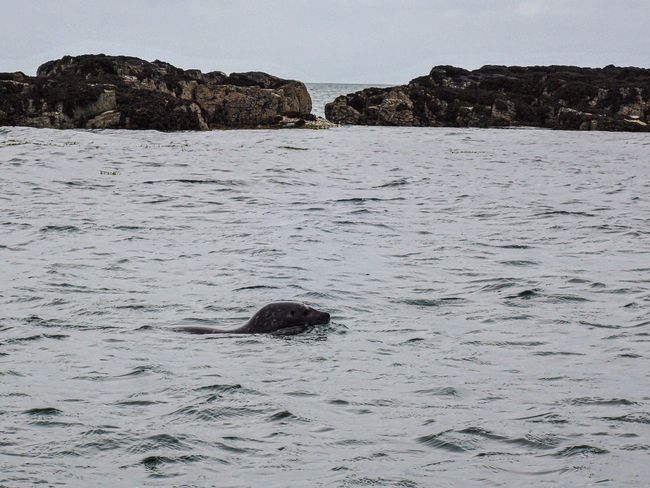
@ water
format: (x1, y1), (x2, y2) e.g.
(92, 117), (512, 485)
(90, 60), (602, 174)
(1, 110), (650, 487)
(307, 83), (388, 117)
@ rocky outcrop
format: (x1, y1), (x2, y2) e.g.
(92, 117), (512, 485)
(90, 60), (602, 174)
(325, 65), (650, 131)
(0, 54), (314, 130)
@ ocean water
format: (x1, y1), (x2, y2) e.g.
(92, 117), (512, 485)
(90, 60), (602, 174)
(307, 83), (388, 117)
(1, 103), (650, 487)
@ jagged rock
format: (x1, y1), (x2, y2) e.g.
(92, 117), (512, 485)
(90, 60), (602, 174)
(85, 110), (121, 129)
(0, 54), (312, 130)
(277, 114), (336, 129)
(325, 65), (650, 132)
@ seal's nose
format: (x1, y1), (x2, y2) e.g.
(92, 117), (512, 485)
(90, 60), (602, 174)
(323, 312), (331, 322)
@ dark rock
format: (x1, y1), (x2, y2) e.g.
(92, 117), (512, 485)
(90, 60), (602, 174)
(0, 54), (312, 130)
(204, 71), (228, 84)
(325, 65), (650, 131)
(225, 71), (285, 89)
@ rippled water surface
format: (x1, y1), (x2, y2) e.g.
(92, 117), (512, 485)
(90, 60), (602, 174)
(1, 122), (650, 487)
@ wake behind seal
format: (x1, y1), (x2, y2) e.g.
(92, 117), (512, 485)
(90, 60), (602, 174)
(175, 302), (330, 335)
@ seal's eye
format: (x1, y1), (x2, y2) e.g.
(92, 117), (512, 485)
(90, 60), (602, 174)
(290, 310), (295, 316)
(303, 310), (309, 316)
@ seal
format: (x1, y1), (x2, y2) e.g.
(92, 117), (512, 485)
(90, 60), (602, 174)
(175, 302), (330, 335)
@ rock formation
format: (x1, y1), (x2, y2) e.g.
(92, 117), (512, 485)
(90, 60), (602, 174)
(0, 54), (316, 130)
(325, 65), (650, 131)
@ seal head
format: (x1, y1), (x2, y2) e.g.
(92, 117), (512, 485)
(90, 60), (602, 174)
(239, 302), (330, 334)
(175, 302), (330, 335)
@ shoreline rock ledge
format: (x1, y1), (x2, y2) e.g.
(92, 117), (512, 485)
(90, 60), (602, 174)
(325, 65), (650, 131)
(0, 54), (321, 130)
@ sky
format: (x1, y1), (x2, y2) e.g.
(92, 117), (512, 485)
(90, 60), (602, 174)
(1, 0), (648, 84)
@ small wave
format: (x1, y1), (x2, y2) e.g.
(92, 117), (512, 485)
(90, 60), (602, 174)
(114, 225), (145, 231)
(194, 383), (242, 393)
(45, 282), (117, 294)
(81, 427), (119, 436)
(339, 476), (420, 487)
(212, 441), (252, 454)
(233, 285), (279, 291)
(2, 333), (68, 345)
(30, 420), (80, 428)
(142, 197), (177, 204)
(141, 454), (209, 470)
(23, 407), (62, 416)
(168, 405), (261, 421)
(483, 465), (571, 476)
(45, 333), (68, 340)
(498, 244), (533, 249)
(543, 293), (590, 303)
(533, 351), (585, 356)
(333, 219), (396, 229)
(602, 413), (650, 424)
(590, 282), (607, 289)
(333, 439), (373, 446)
(457, 427), (507, 440)
(569, 397), (637, 406)
(268, 410), (301, 422)
(621, 444), (650, 451)
(534, 210), (596, 217)
(399, 297), (466, 307)
(500, 260), (539, 267)
(374, 178), (410, 188)
(328, 399), (349, 406)
(473, 211), (499, 218)
(39, 225), (80, 233)
(333, 197), (405, 203)
(414, 387), (458, 397)
(0, 138), (31, 147)
(114, 304), (160, 312)
(401, 337), (425, 344)
(115, 399), (161, 406)
(416, 432), (466, 452)
(505, 434), (560, 450)
(278, 145), (309, 151)
(286, 391), (319, 398)
(480, 280), (520, 292)
(505, 289), (540, 299)
(62, 181), (115, 189)
(142, 179), (243, 185)
(554, 445), (609, 457)
(568, 277), (590, 284)
(465, 340), (546, 347)
(115, 365), (162, 378)
(475, 451), (520, 458)
(502, 290), (591, 303)
(516, 412), (568, 424)
(24, 315), (64, 328)
(579, 321), (620, 329)
(128, 434), (189, 454)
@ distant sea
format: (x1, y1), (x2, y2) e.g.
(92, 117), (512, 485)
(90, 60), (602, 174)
(307, 83), (389, 117)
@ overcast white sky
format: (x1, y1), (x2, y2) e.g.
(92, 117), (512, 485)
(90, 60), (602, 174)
(1, 0), (648, 83)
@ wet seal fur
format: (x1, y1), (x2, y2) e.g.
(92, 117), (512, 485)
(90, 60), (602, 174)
(175, 302), (330, 335)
